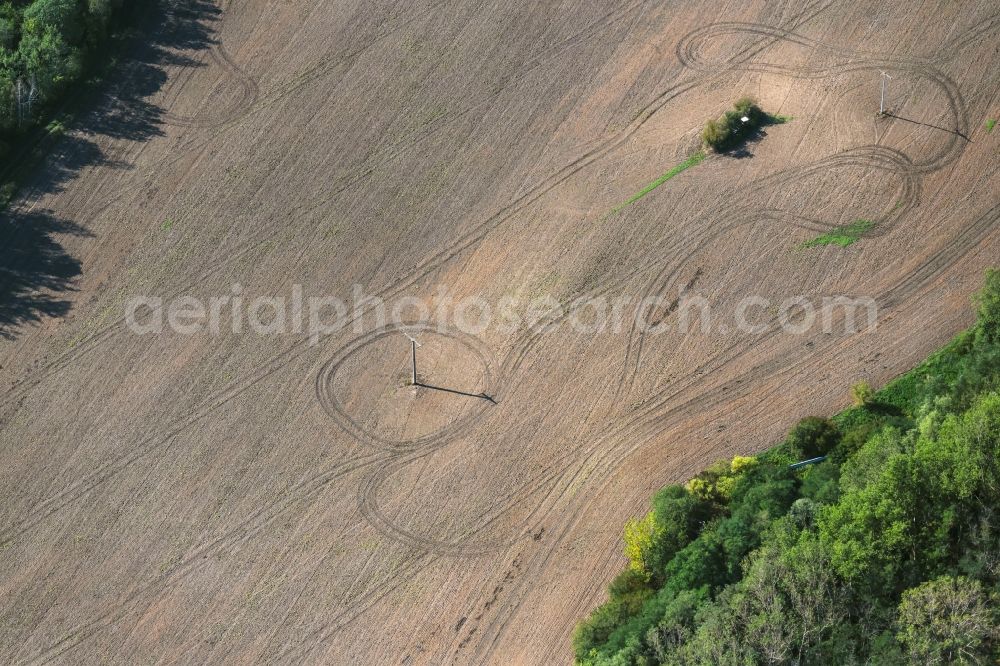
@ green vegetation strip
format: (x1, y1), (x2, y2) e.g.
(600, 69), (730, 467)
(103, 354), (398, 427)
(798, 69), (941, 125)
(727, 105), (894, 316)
(801, 217), (876, 248)
(987, 118), (997, 133)
(609, 151), (706, 214)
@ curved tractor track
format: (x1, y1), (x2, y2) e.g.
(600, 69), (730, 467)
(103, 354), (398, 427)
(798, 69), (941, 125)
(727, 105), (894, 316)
(160, 44), (260, 129)
(336, 19), (996, 657)
(0, 0), (834, 547)
(0, 0), (651, 413)
(315, 323), (499, 454)
(3, 1), (998, 663)
(321, 0), (847, 556)
(308, 1), (990, 594)
(617, 19), (973, 399)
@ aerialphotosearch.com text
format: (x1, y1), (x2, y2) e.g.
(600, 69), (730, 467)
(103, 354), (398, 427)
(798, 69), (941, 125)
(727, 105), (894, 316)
(124, 283), (878, 344)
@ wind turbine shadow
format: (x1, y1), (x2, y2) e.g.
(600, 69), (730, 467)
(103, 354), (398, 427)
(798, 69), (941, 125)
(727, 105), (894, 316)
(884, 112), (971, 141)
(413, 382), (497, 404)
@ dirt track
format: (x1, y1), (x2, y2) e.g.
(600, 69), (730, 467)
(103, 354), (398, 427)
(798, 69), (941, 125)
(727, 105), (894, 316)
(1, 0), (998, 663)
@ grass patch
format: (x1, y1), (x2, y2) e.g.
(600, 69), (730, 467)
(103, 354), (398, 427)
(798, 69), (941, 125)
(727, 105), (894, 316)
(801, 218), (876, 248)
(987, 119), (996, 133)
(609, 151), (706, 214)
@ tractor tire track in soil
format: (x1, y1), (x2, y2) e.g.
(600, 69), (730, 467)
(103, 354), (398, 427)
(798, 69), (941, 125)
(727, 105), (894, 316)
(0, 0), (648, 412)
(459, 200), (1000, 661)
(160, 44), (260, 129)
(616, 19), (972, 399)
(338, 0), (846, 561)
(2, 0), (823, 542)
(315, 323), (499, 453)
(18, 448), (383, 664)
(9, 1), (999, 662)
(412, 16), (999, 657)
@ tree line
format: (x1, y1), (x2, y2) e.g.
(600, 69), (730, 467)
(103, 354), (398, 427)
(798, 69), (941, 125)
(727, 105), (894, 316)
(0, 0), (125, 146)
(574, 269), (1000, 664)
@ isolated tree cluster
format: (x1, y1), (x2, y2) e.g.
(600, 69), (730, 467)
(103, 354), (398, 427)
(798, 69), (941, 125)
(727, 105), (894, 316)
(700, 97), (767, 152)
(575, 269), (1000, 665)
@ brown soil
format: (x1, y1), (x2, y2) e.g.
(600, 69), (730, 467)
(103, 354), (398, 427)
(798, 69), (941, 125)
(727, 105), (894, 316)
(1, 0), (998, 663)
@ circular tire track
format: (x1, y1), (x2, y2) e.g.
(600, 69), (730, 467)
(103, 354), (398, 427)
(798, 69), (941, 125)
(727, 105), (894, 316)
(316, 323), (499, 453)
(11, 3), (996, 660)
(160, 45), (260, 129)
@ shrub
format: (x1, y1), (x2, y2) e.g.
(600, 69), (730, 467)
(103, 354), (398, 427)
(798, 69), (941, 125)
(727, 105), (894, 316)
(785, 416), (841, 460)
(734, 96), (764, 123)
(974, 268), (1000, 344)
(623, 512), (659, 578)
(730, 455), (757, 474)
(573, 570), (653, 660)
(700, 117), (729, 151)
(647, 485), (715, 583)
(852, 380), (875, 407)
(701, 96), (767, 151)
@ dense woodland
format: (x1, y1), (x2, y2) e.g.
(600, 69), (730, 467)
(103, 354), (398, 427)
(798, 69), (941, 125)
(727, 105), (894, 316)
(575, 269), (1000, 665)
(0, 0), (125, 152)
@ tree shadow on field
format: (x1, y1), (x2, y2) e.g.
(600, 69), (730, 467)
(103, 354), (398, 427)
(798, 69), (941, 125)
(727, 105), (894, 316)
(861, 401), (904, 418)
(0, 0), (221, 339)
(84, 0), (223, 145)
(0, 211), (92, 338)
(722, 127), (768, 159)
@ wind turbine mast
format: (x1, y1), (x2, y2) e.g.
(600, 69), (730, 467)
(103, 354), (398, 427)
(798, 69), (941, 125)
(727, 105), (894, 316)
(879, 71), (893, 115)
(404, 332), (421, 385)
(411, 339), (417, 385)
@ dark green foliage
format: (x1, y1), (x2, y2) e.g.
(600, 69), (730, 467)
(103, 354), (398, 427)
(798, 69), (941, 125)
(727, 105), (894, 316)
(644, 588), (709, 663)
(646, 485), (716, 585)
(660, 527), (729, 597)
(799, 461), (840, 505)
(0, 0), (124, 138)
(22, 0), (83, 44)
(574, 569), (654, 660)
(574, 270), (1000, 664)
(0, 7), (19, 51)
(784, 416), (841, 460)
(975, 268), (1000, 342)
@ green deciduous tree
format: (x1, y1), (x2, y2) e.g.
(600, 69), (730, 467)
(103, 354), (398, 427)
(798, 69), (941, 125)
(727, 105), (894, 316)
(22, 0), (82, 44)
(623, 512), (660, 579)
(17, 25), (81, 99)
(852, 380), (875, 407)
(785, 416), (841, 460)
(896, 576), (997, 664)
(646, 485), (715, 584)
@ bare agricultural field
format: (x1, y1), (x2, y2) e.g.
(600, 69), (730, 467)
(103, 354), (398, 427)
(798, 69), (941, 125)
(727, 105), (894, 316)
(1, 0), (999, 663)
